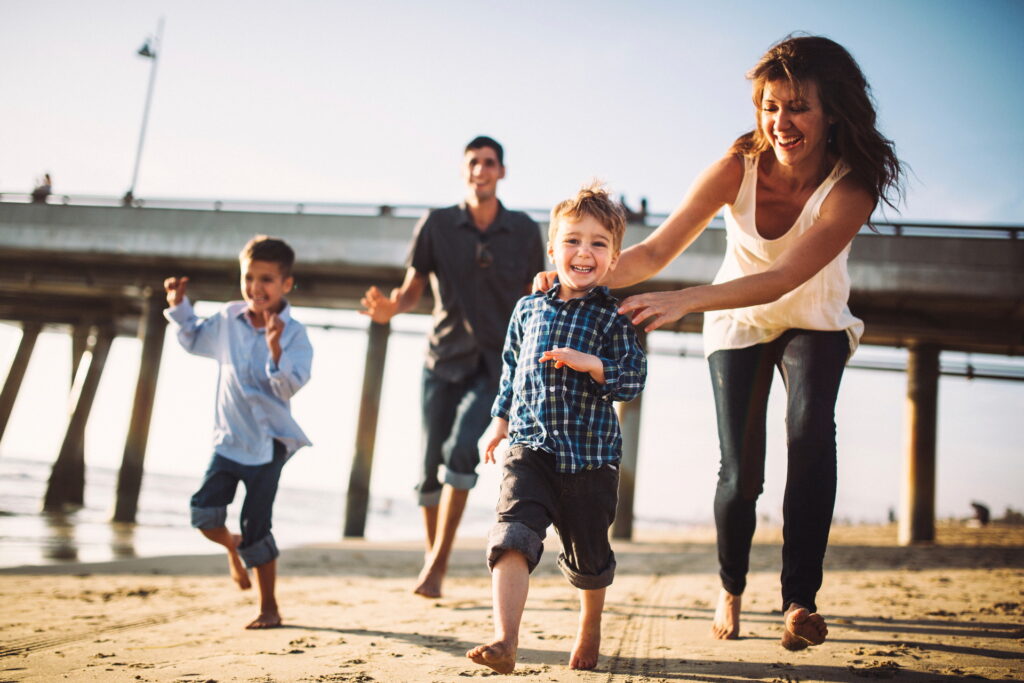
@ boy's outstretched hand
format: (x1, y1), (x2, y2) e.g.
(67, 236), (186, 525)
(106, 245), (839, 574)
(266, 311), (285, 364)
(483, 417), (509, 464)
(164, 276), (189, 307)
(539, 347), (606, 384)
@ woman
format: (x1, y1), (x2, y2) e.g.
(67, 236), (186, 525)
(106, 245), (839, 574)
(615, 35), (902, 649)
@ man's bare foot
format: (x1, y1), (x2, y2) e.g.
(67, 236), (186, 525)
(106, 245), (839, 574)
(413, 561), (444, 598)
(245, 610), (282, 629)
(569, 623), (601, 670)
(781, 604), (827, 651)
(711, 588), (741, 639)
(466, 640), (516, 674)
(228, 534), (251, 590)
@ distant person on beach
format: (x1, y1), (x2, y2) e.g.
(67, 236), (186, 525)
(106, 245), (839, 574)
(31, 173), (52, 203)
(163, 235), (313, 629)
(467, 184), (646, 673)
(360, 136), (545, 599)
(537, 35), (903, 650)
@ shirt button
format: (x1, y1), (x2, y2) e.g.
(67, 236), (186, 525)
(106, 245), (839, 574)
(548, 386), (556, 392)
(553, 430), (559, 436)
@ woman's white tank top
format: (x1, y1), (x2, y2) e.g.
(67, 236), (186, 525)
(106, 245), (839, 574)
(702, 154), (864, 358)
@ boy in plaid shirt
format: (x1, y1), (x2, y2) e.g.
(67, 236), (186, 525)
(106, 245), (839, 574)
(467, 183), (646, 673)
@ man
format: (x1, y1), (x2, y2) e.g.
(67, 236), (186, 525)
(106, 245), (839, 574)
(361, 136), (545, 598)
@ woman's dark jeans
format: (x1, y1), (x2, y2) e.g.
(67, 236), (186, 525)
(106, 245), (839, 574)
(708, 329), (849, 613)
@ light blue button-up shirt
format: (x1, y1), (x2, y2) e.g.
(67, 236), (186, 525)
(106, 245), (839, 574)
(165, 298), (313, 465)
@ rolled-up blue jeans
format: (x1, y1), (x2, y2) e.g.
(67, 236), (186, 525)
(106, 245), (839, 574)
(190, 440), (286, 568)
(708, 329), (849, 613)
(416, 365), (497, 506)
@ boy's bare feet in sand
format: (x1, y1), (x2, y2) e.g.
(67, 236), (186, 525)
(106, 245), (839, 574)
(227, 534), (252, 590)
(711, 588), (741, 639)
(466, 640), (516, 674)
(781, 604), (827, 650)
(245, 610), (282, 629)
(569, 622), (601, 670)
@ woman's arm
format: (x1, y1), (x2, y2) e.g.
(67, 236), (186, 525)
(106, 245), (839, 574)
(619, 175), (875, 332)
(604, 155), (742, 289)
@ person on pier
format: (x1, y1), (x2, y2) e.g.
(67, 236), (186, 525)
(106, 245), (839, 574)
(164, 235), (313, 629)
(468, 183), (646, 673)
(360, 136), (545, 598)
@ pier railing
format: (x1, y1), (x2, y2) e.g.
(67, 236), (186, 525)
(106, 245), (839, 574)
(3, 191), (1021, 239)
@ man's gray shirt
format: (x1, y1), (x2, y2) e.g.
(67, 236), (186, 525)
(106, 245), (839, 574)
(408, 201), (545, 383)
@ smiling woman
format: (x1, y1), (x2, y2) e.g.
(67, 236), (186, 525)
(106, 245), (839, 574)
(599, 34), (906, 651)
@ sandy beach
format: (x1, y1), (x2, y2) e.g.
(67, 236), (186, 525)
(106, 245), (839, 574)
(2, 523), (1022, 682)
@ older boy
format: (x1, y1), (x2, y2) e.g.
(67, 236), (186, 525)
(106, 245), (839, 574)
(361, 136), (545, 598)
(163, 235), (312, 629)
(467, 184), (646, 673)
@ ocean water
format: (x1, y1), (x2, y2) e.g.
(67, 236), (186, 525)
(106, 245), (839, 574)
(0, 456), (498, 569)
(1, 311), (1022, 569)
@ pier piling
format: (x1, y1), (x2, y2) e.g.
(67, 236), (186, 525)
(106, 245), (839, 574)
(113, 291), (167, 523)
(0, 322), (41, 444)
(44, 324), (115, 512)
(899, 343), (940, 545)
(344, 321), (390, 538)
(613, 328), (646, 540)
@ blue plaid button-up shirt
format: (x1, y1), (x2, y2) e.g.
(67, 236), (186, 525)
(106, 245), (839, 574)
(492, 281), (647, 473)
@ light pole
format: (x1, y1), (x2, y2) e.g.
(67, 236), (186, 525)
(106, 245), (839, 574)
(125, 17), (164, 207)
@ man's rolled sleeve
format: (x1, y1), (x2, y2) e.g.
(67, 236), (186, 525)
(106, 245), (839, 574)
(597, 317), (646, 403)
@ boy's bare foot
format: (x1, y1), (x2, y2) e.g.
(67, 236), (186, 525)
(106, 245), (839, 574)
(245, 610), (282, 629)
(413, 561), (444, 598)
(781, 604), (827, 650)
(466, 640), (516, 674)
(711, 588), (741, 639)
(228, 534), (251, 590)
(569, 623), (601, 670)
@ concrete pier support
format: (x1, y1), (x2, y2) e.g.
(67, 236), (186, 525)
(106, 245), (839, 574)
(44, 325), (115, 512)
(344, 321), (390, 538)
(613, 328), (646, 541)
(899, 343), (940, 545)
(0, 322), (42, 444)
(113, 292), (167, 522)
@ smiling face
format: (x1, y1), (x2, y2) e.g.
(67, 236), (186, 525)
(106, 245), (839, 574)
(240, 258), (293, 322)
(547, 215), (619, 300)
(462, 146), (505, 204)
(759, 79), (832, 169)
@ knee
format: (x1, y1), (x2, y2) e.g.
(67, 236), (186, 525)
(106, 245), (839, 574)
(487, 521), (544, 573)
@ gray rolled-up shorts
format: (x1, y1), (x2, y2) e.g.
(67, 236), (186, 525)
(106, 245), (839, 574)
(486, 445), (618, 590)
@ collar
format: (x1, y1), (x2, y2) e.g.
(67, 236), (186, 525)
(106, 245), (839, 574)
(457, 200), (510, 234)
(231, 300), (293, 327)
(543, 277), (615, 305)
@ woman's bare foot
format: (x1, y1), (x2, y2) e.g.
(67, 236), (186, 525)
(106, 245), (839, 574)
(711, 588), (741, 639)
(245, 610), (282, 629)
(413, 560), (444, 598)
(228, 534), (251, 590)
(466, 640), (516, 674)
(781, 604), (827, 650)
(569, 623), (601, 670)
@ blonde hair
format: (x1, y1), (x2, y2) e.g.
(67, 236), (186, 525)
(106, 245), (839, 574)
(549, 181), (626, 253)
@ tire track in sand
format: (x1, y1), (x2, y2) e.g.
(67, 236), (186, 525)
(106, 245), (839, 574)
(603, 573), (671, 681)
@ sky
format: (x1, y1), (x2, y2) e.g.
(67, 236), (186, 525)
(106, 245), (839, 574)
(0, 1), (1022, 532)
(2, 0), (1024, 222)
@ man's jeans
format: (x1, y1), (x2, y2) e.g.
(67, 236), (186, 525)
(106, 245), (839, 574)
(708, 329), (849, 613)
(416, 365), (497, 506)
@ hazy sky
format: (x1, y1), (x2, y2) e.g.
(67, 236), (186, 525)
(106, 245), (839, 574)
(2, 0), (1023, 222)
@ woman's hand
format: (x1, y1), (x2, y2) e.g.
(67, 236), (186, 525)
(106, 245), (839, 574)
(532, 270), (557, 293)
(618, 289), (694, 333)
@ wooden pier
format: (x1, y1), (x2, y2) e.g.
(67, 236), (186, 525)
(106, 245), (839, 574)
(1, 197), (1022, 543)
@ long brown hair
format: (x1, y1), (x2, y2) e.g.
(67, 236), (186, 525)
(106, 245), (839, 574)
(730, 34), (904, 216)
